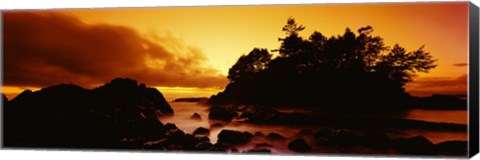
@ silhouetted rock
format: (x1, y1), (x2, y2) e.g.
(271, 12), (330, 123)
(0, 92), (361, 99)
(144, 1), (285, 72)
(164, 123), (178, 131)
(266, 132), (286, 141)
(2, 94), (8, 103)
(254, 131), (265, 137)
(208, 106), (238, 121)
(209, 143), (229, 152)
(217, 130), (253, 145)
(329, 129), (360, 147)
(193, 127), (210, 136)
(195, 141), (213, 150)
(288, 138), (311, 152)
(395, 136), (436, 155)
(362, 133), (391, 150)
(435, 140), (467, 156)
(4, 78), (174, 148)
(191, 113), (202, 121)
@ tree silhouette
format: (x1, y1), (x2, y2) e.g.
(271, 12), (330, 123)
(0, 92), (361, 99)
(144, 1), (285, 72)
(209, 18), (437, 110)
(228, 48), (272, 83)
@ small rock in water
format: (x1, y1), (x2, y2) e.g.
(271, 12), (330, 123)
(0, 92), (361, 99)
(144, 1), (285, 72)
(191, 112), (202, 121)
(266, 132), (286, 141)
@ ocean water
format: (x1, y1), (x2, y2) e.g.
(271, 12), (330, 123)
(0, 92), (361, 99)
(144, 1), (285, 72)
(159, 102), (467, 153)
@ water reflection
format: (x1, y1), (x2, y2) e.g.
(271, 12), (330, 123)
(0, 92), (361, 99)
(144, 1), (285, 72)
(160, 102), (467, 153)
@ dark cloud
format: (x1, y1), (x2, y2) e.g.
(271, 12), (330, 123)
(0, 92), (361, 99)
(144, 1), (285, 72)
(453, 63), (468, 67)
(3, 12), (228, 89)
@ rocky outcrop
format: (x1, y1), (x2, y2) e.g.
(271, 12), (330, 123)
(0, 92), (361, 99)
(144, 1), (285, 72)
(394, 136), (435, 155)
(4, 78), (174, 148)
(208, 106), (238, 121)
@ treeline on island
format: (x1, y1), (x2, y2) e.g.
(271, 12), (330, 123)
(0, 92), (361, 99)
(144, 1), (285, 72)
(208, 18), (466, 110)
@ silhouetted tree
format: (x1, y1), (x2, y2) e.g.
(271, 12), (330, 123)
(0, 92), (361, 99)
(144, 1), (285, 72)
(210, 18), (437, 110)
(227, 48), (272, 83)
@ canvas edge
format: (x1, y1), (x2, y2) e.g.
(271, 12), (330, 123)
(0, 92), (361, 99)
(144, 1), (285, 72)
(468, 1), (480, 158)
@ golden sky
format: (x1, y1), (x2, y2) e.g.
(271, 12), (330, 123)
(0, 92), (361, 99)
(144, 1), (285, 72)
(2, 2), (470, 100)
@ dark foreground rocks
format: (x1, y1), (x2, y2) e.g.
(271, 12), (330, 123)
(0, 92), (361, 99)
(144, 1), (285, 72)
(266, 132), (287, 141)
(288, 138), (311, 152)
(4, 78), (174, 148)
(193, 127), (210, 136)
(217, 130), (253, 145)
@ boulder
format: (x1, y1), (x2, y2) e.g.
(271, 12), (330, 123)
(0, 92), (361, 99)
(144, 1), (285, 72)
(193, 127), (210, 136)
(4, 78), (174, 148)
(266, 132), (286, 141)
(254, 131), (265, 137)
(217, 129), (253, 145)
(208, 106), (238, 122)
(288, 138), (311, 152)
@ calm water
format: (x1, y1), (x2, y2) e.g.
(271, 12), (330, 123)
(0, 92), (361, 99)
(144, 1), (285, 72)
(159, 102), (467, 153)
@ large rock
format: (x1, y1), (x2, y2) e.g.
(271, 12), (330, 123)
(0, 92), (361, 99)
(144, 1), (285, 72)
(4, 78), (174, 148)
(362, 133), (391, 150)
(217, 129), (253, 146)
(193, 127), (210, 136)
(288, 138), (311, 152)
(435, 140), (467, 156)
(395, 136), (436, 155)
(208, 106), (238, 122)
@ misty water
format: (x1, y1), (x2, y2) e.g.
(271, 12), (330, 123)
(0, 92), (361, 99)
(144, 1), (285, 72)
(159, 102), (467, 153)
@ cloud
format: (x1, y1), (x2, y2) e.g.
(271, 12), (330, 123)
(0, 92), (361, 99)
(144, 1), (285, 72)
(405, 74), (467, 97)
(452, 63), (468, 67)
(3, 12), (228, 89)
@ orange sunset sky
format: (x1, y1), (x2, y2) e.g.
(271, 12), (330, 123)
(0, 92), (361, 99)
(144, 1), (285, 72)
(2, 2), (469, 101)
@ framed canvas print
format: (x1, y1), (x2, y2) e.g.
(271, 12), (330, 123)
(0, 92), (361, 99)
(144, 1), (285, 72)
(1, 1), (479, 159)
